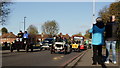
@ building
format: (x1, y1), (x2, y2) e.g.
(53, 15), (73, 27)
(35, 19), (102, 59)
(36, 34), (52, 42)
(0, 32), (71, 44)
(62, 34), (70, 40)
(0, 32), (16, 44)
(36, 33), (70, 42)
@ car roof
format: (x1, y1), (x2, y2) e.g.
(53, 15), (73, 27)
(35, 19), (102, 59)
(45, 38), (54, 40)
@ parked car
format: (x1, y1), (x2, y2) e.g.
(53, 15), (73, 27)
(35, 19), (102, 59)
(40, 38), (54, 50)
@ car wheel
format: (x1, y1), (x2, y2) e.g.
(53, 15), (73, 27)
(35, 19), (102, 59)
(51, 50), (53, 54)
(40, 48), (43, 51)
(25, 44), (29, 52)
(17, 48), (19, 52)
(45, 48), (47, 50)
(64, 48), (67, 55)
(64, 51), (67, 55)
(10, 45), (13, 52)
(31, 47), (33, 52)
(30, 45), (33, 52)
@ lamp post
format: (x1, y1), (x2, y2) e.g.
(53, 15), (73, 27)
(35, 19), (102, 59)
(23, 16), (26, 32)
(93, 0), (95, 24)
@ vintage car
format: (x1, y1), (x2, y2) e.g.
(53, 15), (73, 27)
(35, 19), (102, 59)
(71, 43), (80, 52)
(10, 37), (34, 52)
(51, 41), (71, 54)
(40, 38), (54, 51)
(71, 35), (87, 52)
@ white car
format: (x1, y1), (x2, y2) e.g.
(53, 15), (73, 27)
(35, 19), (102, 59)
(51, 42), (71, 54)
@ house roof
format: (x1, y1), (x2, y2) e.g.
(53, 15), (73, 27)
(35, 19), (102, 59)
(72, 35), (85, 38)
(36, 33), (70, 39)
(0, 32), (16, 38)
(36, 34), (52, 39)
(62, 34), (70, 39)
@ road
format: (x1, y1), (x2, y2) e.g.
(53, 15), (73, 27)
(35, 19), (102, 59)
(2, 49), (85, 67)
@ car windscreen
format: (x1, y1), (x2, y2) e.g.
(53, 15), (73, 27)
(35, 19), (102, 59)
(43, 39), (54, 43)
(55, 44), (63, 47)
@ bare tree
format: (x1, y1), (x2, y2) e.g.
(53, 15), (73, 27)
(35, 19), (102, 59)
(27, 25), (38, 35)
(42, 20), (59, 36)
(27, 25), (38, 44)
(0, 2), (12, 25)
(84, 29), (91, 39)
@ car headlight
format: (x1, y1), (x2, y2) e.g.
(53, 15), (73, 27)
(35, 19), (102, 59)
(49, 44), (52, 45)
(40, 43), (42, 45)
(24, 41), (26, 44)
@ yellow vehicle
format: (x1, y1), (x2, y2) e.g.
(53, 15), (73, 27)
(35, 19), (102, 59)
(71, 35), (85, 52)
(71, 44), (79, 49)
(71, 42), (80, 52)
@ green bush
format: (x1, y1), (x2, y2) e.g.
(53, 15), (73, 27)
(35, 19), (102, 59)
(116, 41), (120, 49)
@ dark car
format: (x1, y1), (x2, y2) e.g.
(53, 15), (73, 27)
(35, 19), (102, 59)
(40, 38), (54, 50)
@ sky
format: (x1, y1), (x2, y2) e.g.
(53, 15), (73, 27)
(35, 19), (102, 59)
(0, 2), (114, 36)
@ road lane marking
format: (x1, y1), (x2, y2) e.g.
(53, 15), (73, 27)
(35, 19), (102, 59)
(53, 57), (58, 60)
(53, 56), (64, 60)
(61, 56), (64, 57)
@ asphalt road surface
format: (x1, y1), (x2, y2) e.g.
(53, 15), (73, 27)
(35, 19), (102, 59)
(2, 49), (84, 67)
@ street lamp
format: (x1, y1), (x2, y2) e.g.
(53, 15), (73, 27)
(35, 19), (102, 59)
(90, 0), (96, 28)
(93, 0), (95, 24)
(23, 16), (26, 32)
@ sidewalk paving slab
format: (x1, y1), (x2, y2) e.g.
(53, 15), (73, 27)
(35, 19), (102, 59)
(74, 49), (119, 68)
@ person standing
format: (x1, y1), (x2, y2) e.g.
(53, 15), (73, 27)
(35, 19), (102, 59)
(105, 15), (119, 64)
(23, 31), (29, 39)
(17, 30), (24, 42)
(89, 17), (105, 65)
(23, 31), (29, 44)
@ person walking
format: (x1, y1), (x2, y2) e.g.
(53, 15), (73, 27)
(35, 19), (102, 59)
(105, 15), (119, 64)
(89, 17), (105, 65)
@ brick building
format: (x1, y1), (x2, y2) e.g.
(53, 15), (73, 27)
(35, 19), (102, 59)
(0, 32), (16, 44)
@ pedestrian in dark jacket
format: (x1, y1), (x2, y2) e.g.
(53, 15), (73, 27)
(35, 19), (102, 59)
(89, 17), (105, 65)
(17, 30), (24, 38)
(105, 15), (119, 64)
(17, 30), (24, 42)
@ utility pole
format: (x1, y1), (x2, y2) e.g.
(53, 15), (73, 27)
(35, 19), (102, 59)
(23, 16), (26, 32)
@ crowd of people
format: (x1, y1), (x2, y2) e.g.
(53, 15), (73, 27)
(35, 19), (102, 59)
(17, 31), (29, 40)
(89, 15), (119, 65)
(17, 31), (30, 44)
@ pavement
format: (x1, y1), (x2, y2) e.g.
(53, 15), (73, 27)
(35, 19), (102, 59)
(73, 49), (120, 68)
